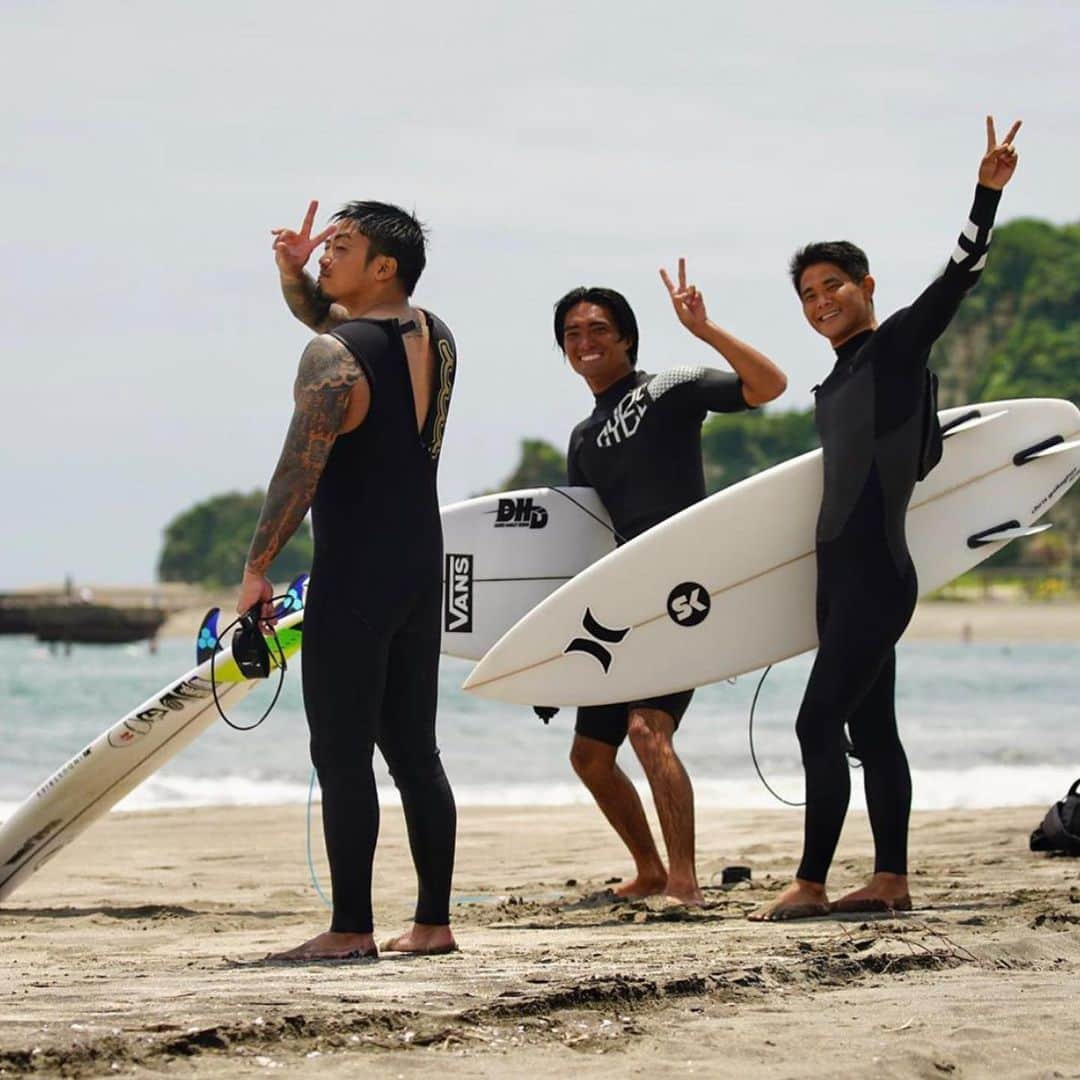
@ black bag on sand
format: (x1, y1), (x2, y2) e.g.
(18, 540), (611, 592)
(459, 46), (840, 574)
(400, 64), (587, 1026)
(1030, 779), (1080, 855)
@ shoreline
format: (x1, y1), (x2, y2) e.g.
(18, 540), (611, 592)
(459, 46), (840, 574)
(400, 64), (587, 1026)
(158, 596), (1080, 642)
(3, 802), (1079, 1077)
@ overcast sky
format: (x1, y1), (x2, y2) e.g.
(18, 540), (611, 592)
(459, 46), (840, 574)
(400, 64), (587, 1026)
(2, 0), (1076, 588)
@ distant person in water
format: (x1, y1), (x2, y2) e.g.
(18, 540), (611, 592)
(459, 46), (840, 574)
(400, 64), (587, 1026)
(556, 268), (787, 903)
(752, 116), (1022, 921)
(238, 200), (458, 959)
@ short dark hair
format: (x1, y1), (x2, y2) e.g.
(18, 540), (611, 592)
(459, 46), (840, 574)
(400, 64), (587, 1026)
(553, 286), (640, 367)
(789, 241), (870, 294)
(332, 200), (427, 295)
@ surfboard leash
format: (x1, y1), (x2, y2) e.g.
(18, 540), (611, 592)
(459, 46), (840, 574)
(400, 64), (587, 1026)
(747, 665), (806, 807)
(548, 487), (628, 545)
(208, 597), (292, 732)
(306, 769), (333, 910)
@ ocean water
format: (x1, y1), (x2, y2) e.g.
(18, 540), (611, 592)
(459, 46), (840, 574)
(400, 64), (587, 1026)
(1, 634), (1078, 818)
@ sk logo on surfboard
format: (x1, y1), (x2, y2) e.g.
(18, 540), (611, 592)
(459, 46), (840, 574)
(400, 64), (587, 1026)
(667, 582), (710, 627)
(563, 608), (631, 673)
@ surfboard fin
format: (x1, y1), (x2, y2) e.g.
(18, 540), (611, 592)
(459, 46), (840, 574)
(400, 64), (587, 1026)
(967, 520), (1053, 549)
(273, 573), (309, 620)
(941, 409), (1008, 440)
(1013, 436), (1080, 466)
(196, 608), (222, 665)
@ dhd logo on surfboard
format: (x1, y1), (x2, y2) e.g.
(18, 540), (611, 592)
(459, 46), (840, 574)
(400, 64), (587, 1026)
(444, 554), (473, 633)
(490, 497), (548, 530)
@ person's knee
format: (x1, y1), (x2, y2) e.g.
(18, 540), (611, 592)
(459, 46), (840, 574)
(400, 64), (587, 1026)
(311, 732), (374, 778)
(570, 736), (615, 781)
(384, 745), (445, 789)
(848, 724), (903, 766)
(627, 709), (675, 764)
(795, 707), (846, 760)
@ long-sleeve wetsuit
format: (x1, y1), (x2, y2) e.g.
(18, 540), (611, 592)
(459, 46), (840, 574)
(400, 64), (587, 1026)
(567, 366), (750, 744)
(797, 185), (1001, 884)
(303, 312), (457, 933)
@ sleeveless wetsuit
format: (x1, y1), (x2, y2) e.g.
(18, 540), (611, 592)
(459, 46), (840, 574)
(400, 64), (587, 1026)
(567, 366), (750, 745)
(796, 185), (1000, 884)
(303, 312), (457, 933)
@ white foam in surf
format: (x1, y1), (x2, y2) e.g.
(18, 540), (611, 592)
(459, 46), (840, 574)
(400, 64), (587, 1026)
(4, 763), (1071, 817)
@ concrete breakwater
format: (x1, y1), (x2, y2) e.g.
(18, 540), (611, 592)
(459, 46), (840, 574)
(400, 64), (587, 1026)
(0, 584), (209, 645)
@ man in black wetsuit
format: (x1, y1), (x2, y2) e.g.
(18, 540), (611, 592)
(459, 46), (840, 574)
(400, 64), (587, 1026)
(237, 201), (458, 959)
(557, 266), (787, 902)
(752, 117), (1022, 922)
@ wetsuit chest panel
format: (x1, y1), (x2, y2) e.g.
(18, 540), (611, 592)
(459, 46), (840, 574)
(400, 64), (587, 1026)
(569, 370), (709, 541)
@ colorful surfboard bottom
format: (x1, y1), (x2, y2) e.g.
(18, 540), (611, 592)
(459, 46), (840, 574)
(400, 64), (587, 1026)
(0, 608), (305, 903)
(439, 486), (616, 660)
(463, 399), (1080, 707)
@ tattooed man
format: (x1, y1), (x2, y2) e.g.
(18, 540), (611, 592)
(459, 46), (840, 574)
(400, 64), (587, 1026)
(238, 201), (458, 960)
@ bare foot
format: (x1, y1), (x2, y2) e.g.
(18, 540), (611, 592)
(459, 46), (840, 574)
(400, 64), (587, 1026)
(614, 873), (668, 899)
(380, 923), (457, 955)
(664, 879), (705, 905)
(748, 879), (830, 922)
(831, 872), (912, 914)
(267, 930), (376, 962)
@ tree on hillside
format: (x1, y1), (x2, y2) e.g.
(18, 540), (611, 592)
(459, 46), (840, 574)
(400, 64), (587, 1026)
(934, 218), (1080, 406)
(699, 410), (819, 493)
(499, 438), (568, 489)
(158, 491), (313, 587)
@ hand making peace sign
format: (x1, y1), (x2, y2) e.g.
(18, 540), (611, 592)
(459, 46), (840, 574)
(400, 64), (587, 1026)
(271, 200), (337, 279)
(979, 116), (1022, 191)
(660, 257), (709, 337)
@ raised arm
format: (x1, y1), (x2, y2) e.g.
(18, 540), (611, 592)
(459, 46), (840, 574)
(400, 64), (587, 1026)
(272, 200), (350, 333)
(660, 258), (787, 408)
(896, 116), (1021, 348)
(236, 335), (368, 615)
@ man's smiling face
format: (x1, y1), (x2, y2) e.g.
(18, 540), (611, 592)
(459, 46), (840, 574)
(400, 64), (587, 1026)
(797, 262), (876, 348)
(561, 301), (634, 388)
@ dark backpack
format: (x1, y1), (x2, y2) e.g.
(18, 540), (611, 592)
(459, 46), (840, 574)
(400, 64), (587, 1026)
(1030, 779), (1080, 856)
(917, 369), (943, 481)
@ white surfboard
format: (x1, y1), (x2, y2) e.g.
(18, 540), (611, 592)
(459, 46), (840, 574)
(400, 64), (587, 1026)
(463, 399), (1080, 707)
(0, 608), (304, 903)
(439, 486), (616, 660)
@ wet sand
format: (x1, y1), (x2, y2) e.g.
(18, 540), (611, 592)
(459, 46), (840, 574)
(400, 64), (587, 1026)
(3, 802), (1080, 1077)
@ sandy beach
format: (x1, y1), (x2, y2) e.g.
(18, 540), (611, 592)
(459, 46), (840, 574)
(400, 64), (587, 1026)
(3, 800), (1079, 1078)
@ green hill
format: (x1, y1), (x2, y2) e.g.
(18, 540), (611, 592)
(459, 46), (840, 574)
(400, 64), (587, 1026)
(157, 491), (313, 588)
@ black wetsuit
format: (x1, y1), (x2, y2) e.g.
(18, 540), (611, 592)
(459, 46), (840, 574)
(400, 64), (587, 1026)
(796, 185), (1000, 884)
(567, 366), (750, 745)
(303, 312), (457, 934)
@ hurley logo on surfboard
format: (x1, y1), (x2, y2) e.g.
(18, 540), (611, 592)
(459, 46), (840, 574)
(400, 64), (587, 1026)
(563, 608), (631, 674)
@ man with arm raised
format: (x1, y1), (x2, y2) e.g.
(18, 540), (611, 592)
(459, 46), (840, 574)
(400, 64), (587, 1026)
(238, 201), (458, 960)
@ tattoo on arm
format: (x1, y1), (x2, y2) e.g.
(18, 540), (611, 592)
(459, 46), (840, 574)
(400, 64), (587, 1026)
(246, 336), (364, 574)
(280, 271), (349, 332)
